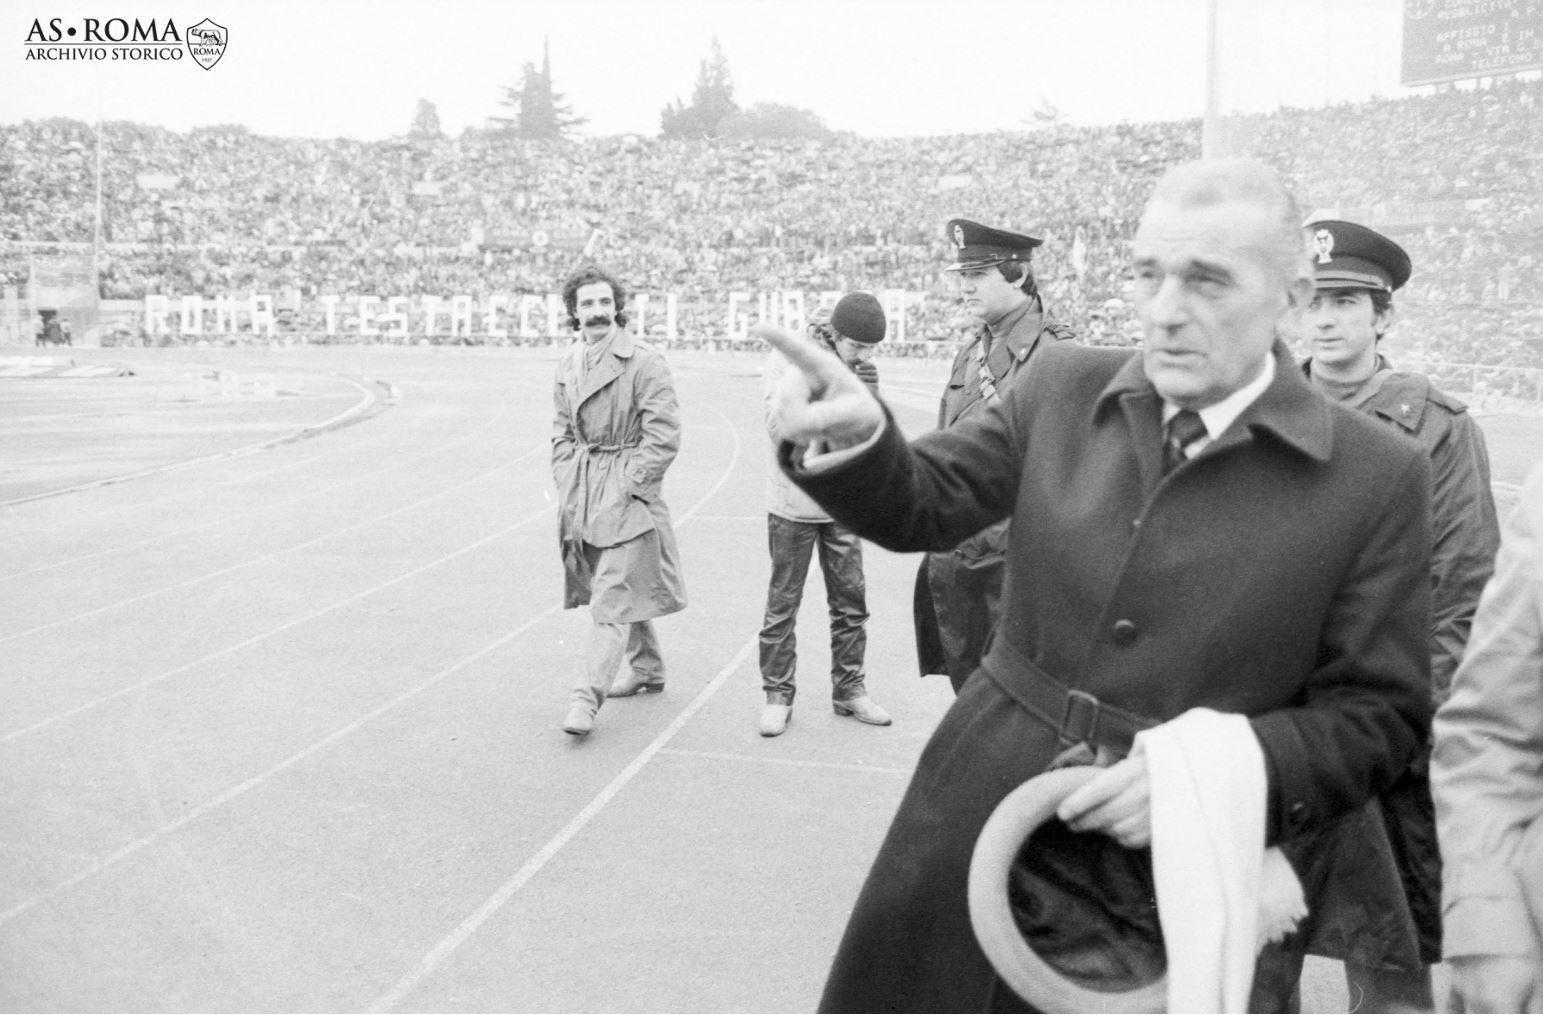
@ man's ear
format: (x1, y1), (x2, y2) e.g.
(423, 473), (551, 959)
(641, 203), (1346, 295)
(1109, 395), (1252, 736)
(1277, 275), (1314, 341)
(1374, 302), (1396, 340)
(1285, 275), (1314, 313)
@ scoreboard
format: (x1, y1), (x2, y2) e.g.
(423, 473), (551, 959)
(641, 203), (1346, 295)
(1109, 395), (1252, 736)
(1403, 0), (1543, 85)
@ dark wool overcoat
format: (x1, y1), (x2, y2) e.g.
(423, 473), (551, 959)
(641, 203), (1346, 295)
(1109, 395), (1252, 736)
(787, 342), (1433, 1013)
(1276, 360), (1501, 980)
(914, 302), (1074, 684)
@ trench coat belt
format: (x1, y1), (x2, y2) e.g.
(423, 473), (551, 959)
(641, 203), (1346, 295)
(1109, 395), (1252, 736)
(984, 639), (1157, 757)
(585, 439), (641, 453)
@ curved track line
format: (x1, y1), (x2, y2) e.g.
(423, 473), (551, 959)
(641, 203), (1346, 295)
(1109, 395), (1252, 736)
(0, 380), (445, 533)
(0, 450), (536, 646)
(0, 393), (746, 932)
(0, 504), (551, 746)
(0, 375), (385, 508)
(0, 400), (522, 583)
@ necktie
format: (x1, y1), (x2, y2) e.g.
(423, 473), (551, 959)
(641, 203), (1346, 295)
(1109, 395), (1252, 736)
(1163, 409), (1207, 475)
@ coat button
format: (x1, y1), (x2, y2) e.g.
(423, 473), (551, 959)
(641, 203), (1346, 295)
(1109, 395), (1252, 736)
(1111, 619), (1138, 645)
(1288, 801), (1307, 825)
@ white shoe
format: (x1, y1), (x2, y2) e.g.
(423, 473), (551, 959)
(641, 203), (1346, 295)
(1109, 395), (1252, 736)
(833, 695), (892, 726)
(562, 705), (595, 736)
(759, 703), (792, 737)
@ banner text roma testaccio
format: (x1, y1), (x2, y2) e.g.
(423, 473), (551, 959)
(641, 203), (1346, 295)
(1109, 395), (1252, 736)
(141, 291), (923, 342)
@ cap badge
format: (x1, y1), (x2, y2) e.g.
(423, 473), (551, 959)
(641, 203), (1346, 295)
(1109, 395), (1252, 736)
(953, 224), (965, 248)
(1313, 228), (1335, 264)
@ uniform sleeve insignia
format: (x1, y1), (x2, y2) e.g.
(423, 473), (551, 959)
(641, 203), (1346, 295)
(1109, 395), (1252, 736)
(1313, 228), (1335, 264)
(1400, 403), (1412, 416)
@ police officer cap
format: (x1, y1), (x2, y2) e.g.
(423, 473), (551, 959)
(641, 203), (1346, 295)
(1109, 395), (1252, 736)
(944, 218), (1043, 272)
(1305, 219), (1412, 293)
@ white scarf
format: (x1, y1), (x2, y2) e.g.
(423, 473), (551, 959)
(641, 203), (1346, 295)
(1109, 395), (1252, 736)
(1135, 708), (1307, 1013)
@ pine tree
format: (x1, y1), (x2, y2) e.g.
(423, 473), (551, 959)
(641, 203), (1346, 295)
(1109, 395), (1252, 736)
(489, 38), (586, 140)
(660, 36), (740, 139)
(409, 98), (442, 140)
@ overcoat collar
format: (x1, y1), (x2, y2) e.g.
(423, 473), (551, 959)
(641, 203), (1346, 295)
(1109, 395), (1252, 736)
(980, 298), (1046, 377)
(574, 325), (636, 406)
(1093, 342), (1334, 486)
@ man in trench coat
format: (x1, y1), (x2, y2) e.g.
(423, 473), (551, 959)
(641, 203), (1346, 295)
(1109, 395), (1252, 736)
(756, 159), (1433, 1012)
(552, 266), (686, 737)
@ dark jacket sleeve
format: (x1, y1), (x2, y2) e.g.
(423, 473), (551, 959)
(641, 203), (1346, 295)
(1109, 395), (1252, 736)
(1427, 409), (1500, 702)
(778, 396), (1023, 554)
(1251, 448), (1434, 844)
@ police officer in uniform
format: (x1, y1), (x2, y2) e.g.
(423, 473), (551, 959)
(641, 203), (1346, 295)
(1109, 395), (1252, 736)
(914, 219), (1075, 692)
(1261, 220), (1502, 1012)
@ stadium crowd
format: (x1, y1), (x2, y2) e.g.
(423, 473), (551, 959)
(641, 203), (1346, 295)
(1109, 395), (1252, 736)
(1, 76), (1539, 368)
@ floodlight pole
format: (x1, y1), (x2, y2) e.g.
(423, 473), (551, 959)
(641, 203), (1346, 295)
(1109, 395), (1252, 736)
(1202, 0), (1221, 159)
(93, 116), (103, 284)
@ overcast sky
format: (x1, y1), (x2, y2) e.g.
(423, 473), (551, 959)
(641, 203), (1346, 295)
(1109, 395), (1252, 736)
(0, 0), (1409, 140)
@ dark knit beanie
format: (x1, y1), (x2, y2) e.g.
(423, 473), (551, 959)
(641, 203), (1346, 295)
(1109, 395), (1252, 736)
(830, 291), (887, 345)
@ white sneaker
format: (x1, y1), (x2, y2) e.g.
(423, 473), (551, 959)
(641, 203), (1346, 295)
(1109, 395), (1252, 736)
(759, 703), (792, 737)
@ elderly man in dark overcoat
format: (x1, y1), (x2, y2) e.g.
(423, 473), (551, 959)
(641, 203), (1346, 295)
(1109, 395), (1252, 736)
(755, 159), (1433, 1012)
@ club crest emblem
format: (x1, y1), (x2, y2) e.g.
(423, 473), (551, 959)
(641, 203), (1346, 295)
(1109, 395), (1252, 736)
(186, 18), (227, 70)
(1313, 228), (1335, 264)
(953, 224), (965, 248)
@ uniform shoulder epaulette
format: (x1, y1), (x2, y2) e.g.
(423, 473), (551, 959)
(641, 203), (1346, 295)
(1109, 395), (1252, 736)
(1423, 381), (1470, 415)
(1044, 318), (1077, 343)
(1388, 370), (1470, 414)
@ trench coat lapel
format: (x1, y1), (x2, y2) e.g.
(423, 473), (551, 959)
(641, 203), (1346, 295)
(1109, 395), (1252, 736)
(573, 327), (635, 408)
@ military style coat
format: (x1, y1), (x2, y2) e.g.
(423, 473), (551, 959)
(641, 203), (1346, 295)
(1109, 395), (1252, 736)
(914, 300), (1074, 681)
(790, 342), (1433, 1012)
(551, 327), (686, 621)
(1303, 359), (1500, 700)
(1279, 358), (1501, 974)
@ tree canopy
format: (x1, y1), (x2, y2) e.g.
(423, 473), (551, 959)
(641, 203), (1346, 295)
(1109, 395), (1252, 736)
(409, 98), (441, 140)
(489, 39), (586, 141)
(660, 37), (739, 139)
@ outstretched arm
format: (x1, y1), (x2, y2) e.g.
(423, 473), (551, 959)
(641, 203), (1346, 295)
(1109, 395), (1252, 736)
(753, 323), (883, 452)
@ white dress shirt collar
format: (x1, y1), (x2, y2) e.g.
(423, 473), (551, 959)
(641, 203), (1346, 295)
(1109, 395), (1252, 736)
(1162, 353), (1277, 455)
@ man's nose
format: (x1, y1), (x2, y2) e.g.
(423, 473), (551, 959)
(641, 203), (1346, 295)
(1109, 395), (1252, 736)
(1144, 277), (1186, 328)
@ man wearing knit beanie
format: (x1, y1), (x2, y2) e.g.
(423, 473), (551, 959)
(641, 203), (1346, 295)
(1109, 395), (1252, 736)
(754, 293), (892, 737)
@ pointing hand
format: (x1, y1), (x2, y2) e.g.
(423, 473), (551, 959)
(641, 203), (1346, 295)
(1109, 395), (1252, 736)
(754, 323), (883, 450)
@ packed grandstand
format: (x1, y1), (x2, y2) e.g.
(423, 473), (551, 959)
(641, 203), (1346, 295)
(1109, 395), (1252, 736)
(2, 75), (1540, 389)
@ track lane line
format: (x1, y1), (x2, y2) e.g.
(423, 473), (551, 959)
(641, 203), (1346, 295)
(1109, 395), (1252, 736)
(0, 393), (746, 941)
(0, 503), (551, 744)
(0, 453), (535, 646)
(0, 399), (520, 583)
(367, 635), (759, 1014)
